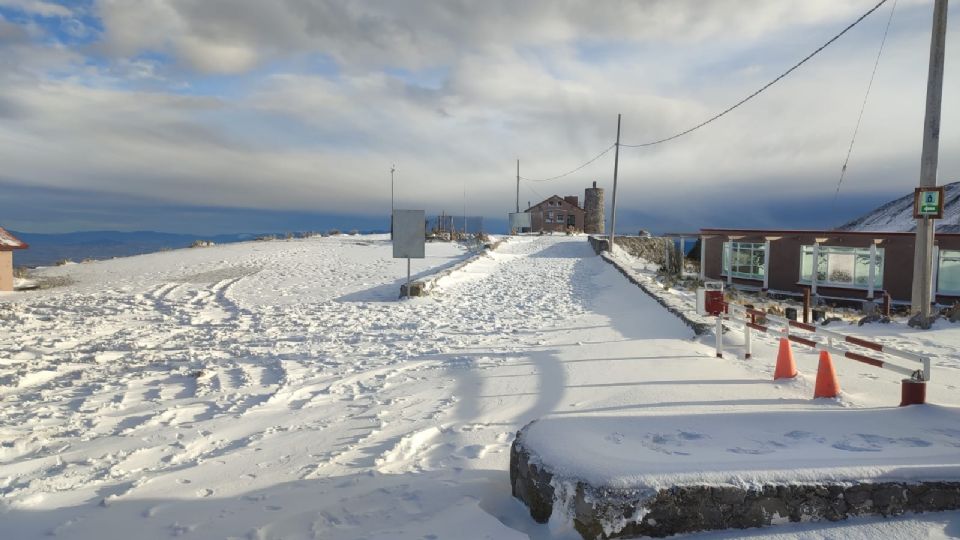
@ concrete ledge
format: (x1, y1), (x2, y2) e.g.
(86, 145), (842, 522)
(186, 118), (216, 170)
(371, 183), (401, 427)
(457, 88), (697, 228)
(400, 239), (505, 297)
(511, 408), (960, 539)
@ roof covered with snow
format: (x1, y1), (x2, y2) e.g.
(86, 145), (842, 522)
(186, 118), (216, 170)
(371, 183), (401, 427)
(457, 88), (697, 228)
(0, 227), (27, 250)
(839, 181), (960, 233)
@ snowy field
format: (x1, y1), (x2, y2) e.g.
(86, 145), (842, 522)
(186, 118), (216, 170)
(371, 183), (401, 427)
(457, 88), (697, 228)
(1, 234), (959, 539)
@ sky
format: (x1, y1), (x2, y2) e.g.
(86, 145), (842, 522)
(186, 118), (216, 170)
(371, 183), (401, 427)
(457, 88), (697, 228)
(0, 0), (957, 235)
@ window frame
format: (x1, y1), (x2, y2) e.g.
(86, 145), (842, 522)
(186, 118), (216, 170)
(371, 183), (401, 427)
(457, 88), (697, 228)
(798, 245), (883, 290)
(937, 250), (960, 295)
(721, 242), (766, 281)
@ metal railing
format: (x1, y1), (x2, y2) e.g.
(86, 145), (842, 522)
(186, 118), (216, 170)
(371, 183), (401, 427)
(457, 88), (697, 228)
(718, 303), (931, 382)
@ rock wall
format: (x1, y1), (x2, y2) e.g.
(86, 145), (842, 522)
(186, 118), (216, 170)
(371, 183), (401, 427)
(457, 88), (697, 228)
(511, 427), (960, 539)
(613, 236), (681, 273)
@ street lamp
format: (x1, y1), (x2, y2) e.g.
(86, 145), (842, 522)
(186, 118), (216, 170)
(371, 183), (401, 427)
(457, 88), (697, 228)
(390, 164), (396, 241)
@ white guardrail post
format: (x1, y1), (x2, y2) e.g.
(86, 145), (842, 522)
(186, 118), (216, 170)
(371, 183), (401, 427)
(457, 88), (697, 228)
(743, 318), (752, 359)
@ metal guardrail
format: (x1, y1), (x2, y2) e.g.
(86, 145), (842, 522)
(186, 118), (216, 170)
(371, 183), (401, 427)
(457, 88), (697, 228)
(719, 303), (931, 382)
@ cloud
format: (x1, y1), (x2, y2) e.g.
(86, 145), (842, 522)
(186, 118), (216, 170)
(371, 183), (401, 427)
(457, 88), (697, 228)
(90, 0), (897, 74)
(0, 0), (73, 18)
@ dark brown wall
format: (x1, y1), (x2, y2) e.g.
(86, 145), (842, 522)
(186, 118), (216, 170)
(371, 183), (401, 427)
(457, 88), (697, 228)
(703, 232), (960, 302)
(528, 196), (585, 232)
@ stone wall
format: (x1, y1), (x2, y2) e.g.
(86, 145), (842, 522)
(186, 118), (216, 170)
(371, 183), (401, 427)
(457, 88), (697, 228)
(613, 236), (682, 273)
(584, 185), (605, 234)
(511, 428), (960, 539)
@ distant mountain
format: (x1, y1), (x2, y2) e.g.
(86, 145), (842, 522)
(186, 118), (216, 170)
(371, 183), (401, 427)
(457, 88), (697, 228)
(838, 181), (960, 233)
(11, 230), (262, 267)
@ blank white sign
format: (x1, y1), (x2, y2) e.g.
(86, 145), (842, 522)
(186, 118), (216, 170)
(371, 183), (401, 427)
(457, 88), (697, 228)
(508, 212), (531, 230)
(393, 210), (426, 259)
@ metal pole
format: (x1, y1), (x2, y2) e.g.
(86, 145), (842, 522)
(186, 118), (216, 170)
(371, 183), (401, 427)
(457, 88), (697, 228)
(406, 258), (411, 298)
(390, 164), (396, 241)
(516, 159), (520, 214)
(911, 0), (948, 322)
(608, 114), (621, 251)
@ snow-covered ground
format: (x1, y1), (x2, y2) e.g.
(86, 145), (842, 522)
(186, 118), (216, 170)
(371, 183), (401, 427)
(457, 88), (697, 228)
(1, 234), (958, 539)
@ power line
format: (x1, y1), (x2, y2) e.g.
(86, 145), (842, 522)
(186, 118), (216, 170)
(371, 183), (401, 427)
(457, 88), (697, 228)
(518, 143), (616, 182)
(833, 0), (898, 207)
(620, 0), (891, 148)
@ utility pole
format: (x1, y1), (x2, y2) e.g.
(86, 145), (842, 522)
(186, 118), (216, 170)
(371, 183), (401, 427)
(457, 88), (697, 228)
(608, 114), (622, 251)
(516, 159), (520, 213)
(910, 0), (948, 326)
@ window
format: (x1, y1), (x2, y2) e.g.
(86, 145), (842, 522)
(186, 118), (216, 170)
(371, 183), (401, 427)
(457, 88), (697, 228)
(722, 242), (766, 280)
(799, 245), (883, 289)
(546, 211), (553, 223)
(556, 214), (564, 224)
(938, 250), (960, 293)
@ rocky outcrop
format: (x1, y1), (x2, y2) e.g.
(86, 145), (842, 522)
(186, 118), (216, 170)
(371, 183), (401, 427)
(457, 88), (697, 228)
(511, 422), (960, 539)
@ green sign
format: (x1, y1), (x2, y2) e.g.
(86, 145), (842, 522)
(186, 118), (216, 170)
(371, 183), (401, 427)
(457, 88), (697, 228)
(919, 190), (941, 215)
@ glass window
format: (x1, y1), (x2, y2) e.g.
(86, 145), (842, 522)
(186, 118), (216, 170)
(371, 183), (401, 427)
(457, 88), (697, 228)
(800, 245), (883, 289)
(546, 211), (553, 222)
(722, 242), (766, 280)
(938, 250), (960, 293)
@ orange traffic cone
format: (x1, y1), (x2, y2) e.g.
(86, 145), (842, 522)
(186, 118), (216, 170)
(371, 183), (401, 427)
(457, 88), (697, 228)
(773, 338), (798, 380)
(814, 350), (841, 399)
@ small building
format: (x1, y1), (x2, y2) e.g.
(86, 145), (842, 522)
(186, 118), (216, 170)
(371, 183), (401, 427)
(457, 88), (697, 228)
(0, 227), (28, 292)
(698, 228), (960, 304)
(526, 195), (586, 232)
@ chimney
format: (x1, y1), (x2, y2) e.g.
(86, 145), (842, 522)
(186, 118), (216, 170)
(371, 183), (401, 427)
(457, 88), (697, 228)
(593, 181), (597, 188)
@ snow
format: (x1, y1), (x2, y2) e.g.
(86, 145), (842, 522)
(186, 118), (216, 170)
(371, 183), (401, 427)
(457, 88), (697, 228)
(0, 234), (958, 539)
(520, 405), (960, 490)
(839, 180), (960, 232)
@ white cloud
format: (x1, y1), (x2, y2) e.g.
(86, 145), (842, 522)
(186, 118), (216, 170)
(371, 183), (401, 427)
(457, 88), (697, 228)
(0, 0), (73, 18)
(0, 0), (956, 232)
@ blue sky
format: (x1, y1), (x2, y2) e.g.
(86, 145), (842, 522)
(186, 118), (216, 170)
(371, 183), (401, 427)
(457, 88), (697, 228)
(0, 0), (957, 234)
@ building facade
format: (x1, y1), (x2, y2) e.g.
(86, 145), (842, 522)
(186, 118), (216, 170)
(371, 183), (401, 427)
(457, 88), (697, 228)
(526, 195), (586, 232)
(0, 227), (28, 292)
(699, 228), (960, 304)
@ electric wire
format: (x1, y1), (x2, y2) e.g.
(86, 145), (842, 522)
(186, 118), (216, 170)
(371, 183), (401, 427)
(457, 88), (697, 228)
(833, 0), (898, 207)
(513, 0), (890, 185)
(518, 143), (616, 183)
(619, 0), (890, 148)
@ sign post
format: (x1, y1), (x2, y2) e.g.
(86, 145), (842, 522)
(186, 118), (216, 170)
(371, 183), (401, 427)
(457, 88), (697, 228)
(392, 210), (426, 298)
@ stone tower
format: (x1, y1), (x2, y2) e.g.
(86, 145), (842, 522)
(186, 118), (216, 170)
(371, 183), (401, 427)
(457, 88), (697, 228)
(584, 181), (605, 234)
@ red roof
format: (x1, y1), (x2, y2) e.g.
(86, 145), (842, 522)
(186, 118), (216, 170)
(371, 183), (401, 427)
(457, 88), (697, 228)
(0, 227), (28, 250)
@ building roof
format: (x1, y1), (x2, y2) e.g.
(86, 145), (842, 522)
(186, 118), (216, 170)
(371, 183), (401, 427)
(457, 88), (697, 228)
(0, 227), (28, 250)
(525, 195), (584, 212)
(699, 227), (960, 239)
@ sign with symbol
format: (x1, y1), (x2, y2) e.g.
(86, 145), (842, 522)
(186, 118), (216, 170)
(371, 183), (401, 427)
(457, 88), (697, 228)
(914, 187), (945, 219)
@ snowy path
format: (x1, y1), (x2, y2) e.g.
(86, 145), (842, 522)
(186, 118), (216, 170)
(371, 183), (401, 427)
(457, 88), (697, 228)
(1, 235), (958, 539)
